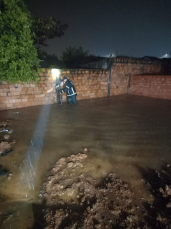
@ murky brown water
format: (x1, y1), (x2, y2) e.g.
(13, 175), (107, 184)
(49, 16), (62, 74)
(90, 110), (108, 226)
(1, 94), (171, 228)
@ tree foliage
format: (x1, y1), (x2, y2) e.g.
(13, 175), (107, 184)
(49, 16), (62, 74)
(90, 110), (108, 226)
(60, 46), (89, 62)
(32, 17), (68, 46)
(38, 49), (61, 68)
(0, 0), (40, 83)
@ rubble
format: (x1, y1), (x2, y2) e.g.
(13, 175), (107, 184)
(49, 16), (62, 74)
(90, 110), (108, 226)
(42, 153), (147, 229)
(0, 121), (15, 156)
(0, 120), (15, 177)
(3, 134), (10, 140)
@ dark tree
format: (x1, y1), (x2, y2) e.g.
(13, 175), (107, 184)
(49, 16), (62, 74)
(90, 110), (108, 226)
(32, 17), (68, 46)
(60, 46), (89, 62)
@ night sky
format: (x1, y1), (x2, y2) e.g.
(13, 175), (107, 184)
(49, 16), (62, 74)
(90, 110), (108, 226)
(24, 0), (171, 58)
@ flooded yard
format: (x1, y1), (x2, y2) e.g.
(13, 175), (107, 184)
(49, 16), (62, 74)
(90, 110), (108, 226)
(0, 94), (171, 228)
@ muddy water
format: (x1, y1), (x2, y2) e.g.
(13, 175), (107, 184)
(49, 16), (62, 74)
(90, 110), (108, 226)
(0, 94), (171, 228)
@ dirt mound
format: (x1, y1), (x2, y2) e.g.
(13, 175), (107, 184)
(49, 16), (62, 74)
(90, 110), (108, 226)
(138, 163), (171, 228)
(42, 153), (147, 229)
(0, 120), (15, 156)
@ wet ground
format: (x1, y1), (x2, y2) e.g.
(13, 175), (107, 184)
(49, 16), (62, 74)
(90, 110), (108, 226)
(0, 94), (171, 228)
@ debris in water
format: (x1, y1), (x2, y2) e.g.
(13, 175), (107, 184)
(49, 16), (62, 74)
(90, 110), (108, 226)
(8, 129), (14, 134)
(84, 148), (88, 152)
(7, 176), (12, 180)
(0, 142), (13, 156)
(4, 134), (10, 140)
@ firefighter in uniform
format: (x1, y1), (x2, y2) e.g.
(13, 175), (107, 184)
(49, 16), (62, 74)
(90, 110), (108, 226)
(60, 77), (77, 104)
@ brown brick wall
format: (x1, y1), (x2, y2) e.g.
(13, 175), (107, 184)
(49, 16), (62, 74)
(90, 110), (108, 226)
(0, 69), (56, 110)
(0, 62), (166, 110)
(129, 75), (171, 100)
(110, 62), (161, 96)
(60, 69), (109, 101)
(0, 69), (109, 110)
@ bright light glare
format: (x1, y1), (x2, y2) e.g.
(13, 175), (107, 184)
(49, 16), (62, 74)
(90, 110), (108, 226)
(20, 104), (51, 193)
(51, 69), (60, 80)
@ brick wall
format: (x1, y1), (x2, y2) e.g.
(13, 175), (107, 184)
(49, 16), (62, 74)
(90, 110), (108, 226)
(129, 75), (171, 100)
(0, 69), (109, 110)
(110, 61), (161, 96)
(0, 69), (57, 110)
(60, 69), (109, 101)
(0, 60), (167, 110)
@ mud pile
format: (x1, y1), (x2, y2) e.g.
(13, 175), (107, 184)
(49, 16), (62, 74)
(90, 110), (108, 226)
(42, 153), (147, 229)
(0, 121), (14, 156)
(139, 164), (171, 228)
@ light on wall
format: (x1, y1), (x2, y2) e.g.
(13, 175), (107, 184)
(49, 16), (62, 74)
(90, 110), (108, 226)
(51, 69), (60, 80)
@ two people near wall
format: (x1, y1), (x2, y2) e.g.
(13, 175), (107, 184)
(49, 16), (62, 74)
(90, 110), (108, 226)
(56, 77), (77, 104)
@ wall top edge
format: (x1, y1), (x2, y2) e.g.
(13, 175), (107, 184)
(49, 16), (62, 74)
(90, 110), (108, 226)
(41, 68), (109, 72)
(112, 57), (171, 65)
(131, 75), (171, 77)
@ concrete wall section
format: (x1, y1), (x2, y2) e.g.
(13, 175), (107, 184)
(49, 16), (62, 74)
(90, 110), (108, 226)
(129, 75), (171, 100)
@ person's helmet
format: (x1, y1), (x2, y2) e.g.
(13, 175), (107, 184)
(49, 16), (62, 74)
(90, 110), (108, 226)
(63, 77), (67, 81)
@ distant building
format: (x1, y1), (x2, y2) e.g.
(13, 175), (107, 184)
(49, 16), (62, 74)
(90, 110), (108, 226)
(142, 56), (159, 60)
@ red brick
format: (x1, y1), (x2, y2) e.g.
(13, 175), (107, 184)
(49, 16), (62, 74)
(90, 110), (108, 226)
(29, 94), (35, 98)
(30, 84), (35, 88)
(6, 103), (13, 108)
(28, 88), (34, 92)
(46, 69), (51, 73)
(21, 98), (28, 102)
(3, 89), (10, 93)
(20, 91), (26, 95)
(10, 88), (16, 92)
(0, 104), (6, 109)
(8, 99), (16, 103)
(28, 98), (34, 102)
(13, 103), (21, 108)
(15, 88), (22, 92)
(15, 99), (22, 103)
(0, 92), (7, 96)
(17, 84), (24, 88)
(39, 73), (45, 77)
(22, 88), (28, 91)
(13, 92), (20, 96)
(9, 84), (15, 88)
(1, 99), (8, 104)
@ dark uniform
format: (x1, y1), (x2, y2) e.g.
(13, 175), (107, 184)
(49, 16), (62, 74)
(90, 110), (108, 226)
(61, 78), (77, 104)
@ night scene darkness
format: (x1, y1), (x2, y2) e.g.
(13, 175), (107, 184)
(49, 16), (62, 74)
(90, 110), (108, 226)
(24, 0), (171, 58)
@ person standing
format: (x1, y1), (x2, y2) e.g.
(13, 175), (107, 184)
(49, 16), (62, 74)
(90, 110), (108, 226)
(60, 77), (77, 104)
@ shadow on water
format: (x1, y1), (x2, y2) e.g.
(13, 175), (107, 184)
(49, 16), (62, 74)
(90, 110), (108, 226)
(30, 200), (86, 229)
(136, 164), (171, 228)
(30, 197), (134, 229)
(29, 201), (46, 229)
